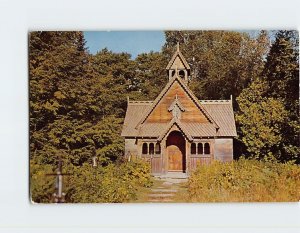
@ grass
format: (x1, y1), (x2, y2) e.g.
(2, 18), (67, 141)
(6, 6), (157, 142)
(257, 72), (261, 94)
(185, 158), (300, 202)
(131, 157), (300, 203)
(132, 178), (189, 203)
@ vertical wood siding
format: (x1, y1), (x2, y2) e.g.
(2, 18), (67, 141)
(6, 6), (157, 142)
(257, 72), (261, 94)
(146, 81), (209, 123)
(189, 155), (212, 170)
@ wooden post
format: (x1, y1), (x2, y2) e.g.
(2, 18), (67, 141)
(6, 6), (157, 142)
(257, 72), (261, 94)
(46, 156), (71, 203)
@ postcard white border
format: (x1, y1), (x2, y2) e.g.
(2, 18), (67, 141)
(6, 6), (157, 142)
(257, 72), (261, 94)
(0, 0), (299, 232)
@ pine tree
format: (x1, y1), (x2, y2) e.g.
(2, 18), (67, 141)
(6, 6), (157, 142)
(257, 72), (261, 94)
(262, 30), (299, 162)
(237, 30), (299, 162)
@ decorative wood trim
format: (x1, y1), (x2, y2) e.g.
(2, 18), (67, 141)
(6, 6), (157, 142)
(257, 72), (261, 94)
(135, 75), (219, 129)
(166, 43), (191, 70)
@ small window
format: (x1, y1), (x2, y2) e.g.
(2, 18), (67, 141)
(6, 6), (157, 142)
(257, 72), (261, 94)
(191, 143), (196, 154)
(149, 143), (154, 154)
(197, 143), (203, 154)
(171, 70), (175, 77)
(179, 70), (185, 79)
(204, 143), (210, 154)
(155, 143), (161, 154)
(142, 143), (148, 154)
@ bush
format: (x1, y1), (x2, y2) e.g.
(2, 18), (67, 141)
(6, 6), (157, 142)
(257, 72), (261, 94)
(187, 158), (300, 202)
(30, 159), (153, 203)
(66, 159), (153, 203)
(30, 161), (56, 203)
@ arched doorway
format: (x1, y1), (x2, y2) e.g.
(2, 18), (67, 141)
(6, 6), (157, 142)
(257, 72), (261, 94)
(166, 131), (186, 172)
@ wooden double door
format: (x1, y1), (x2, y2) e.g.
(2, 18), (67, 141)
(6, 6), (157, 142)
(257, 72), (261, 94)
(166, 131), (186, 172)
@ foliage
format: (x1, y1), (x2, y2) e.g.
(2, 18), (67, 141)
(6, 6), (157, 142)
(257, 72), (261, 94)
(163, 30), (269, 103)
(134, 52), (169, 100)
(29, 30), (299, 203)
(236, 30), (299, 162)
(30, 161), (56, 203)
(187, 158), (300, 202)
(262, 30), (300, 162)
(30, 159), (152, 203)
(236, 80), (289, 159)
(29, 32), (126, 167)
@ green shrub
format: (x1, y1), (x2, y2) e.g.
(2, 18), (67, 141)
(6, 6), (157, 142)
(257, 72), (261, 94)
(30, 161), (56, 203)
(187, 158), (300, 202)
(66, 159), (152, 203)
(30, 159), (153, 203)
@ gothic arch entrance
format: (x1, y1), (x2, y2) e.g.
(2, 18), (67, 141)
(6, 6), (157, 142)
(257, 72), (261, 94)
(166, 131), (186, 172)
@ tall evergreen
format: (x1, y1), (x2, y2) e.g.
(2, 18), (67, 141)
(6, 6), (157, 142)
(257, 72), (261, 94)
(263, 30), (299, 162)
(237, 30), (299, 162)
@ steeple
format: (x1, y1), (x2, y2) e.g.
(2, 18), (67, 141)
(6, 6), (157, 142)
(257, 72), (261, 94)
(166, 43), (191, 84)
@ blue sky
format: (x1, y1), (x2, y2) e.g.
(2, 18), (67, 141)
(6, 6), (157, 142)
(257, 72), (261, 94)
(84, 31), (165, 59)
(84, 30), (272, 59)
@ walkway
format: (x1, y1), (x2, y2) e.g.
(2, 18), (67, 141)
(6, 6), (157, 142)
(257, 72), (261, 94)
(134, 172), (189, 203)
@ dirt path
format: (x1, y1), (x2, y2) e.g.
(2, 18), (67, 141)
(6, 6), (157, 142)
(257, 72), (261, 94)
(133, 175), (188, 203)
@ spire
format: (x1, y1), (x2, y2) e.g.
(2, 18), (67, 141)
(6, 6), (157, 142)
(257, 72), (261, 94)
(166, 43), (190, 84)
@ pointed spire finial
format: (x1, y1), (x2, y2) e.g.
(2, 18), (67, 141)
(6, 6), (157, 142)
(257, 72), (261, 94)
(176, 42), (180, 52)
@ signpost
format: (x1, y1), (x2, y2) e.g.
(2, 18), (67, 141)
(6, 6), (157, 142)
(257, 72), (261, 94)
(46, 156), (71, 203)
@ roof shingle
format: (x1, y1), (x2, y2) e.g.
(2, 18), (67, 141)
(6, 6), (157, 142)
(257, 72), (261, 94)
(121, 100), (237, 138)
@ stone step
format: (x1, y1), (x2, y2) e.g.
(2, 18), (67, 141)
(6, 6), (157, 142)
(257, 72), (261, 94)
(148, 193), (174, 198)
(162, 181), (173, 186)
(151, 189), (178, 193)
(154, 172), (188, 179)
(162, 179), (188, 184)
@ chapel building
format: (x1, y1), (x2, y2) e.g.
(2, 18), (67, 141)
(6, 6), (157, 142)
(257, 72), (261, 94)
(121, 44), (237, 175)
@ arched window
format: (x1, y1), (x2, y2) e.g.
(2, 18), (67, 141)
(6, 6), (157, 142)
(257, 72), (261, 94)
(171, 70), (175, 77)
(179, 70), (185, 79)
(197, 143), (203, 155)
(155, 143), (161, 154)
(149, 143), (154, 154)
(142, 143), (148, 154)
(204, 143), (210, 154)
(191, 143), (196, 154)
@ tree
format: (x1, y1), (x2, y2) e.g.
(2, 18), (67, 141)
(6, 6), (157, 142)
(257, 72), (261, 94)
(29, 33), (134, 202)
(134, 52), (168, 100)
(236, 79), (288, 159)
(262, 30), (299, 162)
(163, 30), (269, 105)
(234, 30), (299, 162)
(29, 32), (90, 131)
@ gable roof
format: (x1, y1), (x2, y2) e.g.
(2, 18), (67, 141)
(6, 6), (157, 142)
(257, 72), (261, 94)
(135, 74), (219, 130)
(157, 118), (193, 141)
(121, 99), (237, 138)
(166, 43), (191, 70)
(166, 44), (191, 70)
(200, 100), (237, 137)
(121, 101), (152, 137)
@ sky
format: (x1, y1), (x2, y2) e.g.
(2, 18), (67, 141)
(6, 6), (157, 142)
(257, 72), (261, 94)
(84, 31), (165, 59)
(83, 30), (274, 59)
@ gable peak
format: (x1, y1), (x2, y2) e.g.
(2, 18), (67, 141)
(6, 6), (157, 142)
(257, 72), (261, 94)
(166, 43), (191, 84)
